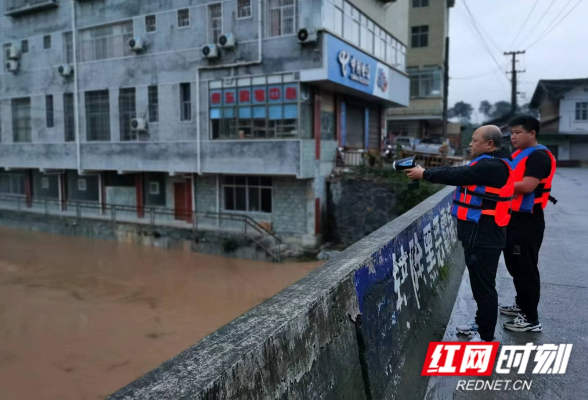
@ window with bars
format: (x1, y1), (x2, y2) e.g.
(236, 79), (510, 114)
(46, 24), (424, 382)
(409, 67), (441, 98)
(223, 176), (272, 213)
(146, 15), (157, 33)
(85, 90), (111, 141)
(44, 35), (51, 49)
(148, 86), (159, 123)
(237, 0), (251, 18)
(411, 25), (428, 48)
(180, 83), (191, 121)
(208, 4), (223, 43)
(178, 9), (190, 27)
(63, 32), (73, 64)
(11, 98), (31, 143)
(209, 75), (300, 140)
(46, 95), (54, 128)
(575, 102), (588, 121)
(412, 0), (429, 7)
(119, 88), (137, 141)
(21, 40), (28, 54)
(80, 21), (134, 62)
(64, 93), (75, 142)
(267, 0), (295, 37)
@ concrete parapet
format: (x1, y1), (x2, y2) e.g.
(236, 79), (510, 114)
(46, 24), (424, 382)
(109, 186), (466, 400)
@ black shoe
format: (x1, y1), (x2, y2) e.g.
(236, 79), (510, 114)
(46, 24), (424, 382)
(503, 314), (542, 332)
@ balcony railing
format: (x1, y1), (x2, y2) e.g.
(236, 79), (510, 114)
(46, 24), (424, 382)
(387, 108), (444, 117)
(5, 0), (58, 16)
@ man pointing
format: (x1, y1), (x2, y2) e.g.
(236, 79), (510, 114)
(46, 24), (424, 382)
(406, 125), (514, 342)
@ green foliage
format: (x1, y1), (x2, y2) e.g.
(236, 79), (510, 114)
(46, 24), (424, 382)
(222, 237), (239, 253)
(438, 263), (450, 282)
(395, 180), (443, 215)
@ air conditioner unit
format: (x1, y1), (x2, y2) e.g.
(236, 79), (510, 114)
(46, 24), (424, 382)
(131, 118), (147, 132)
(6, 46), (20, 60)
(128, 37), (145, 52)
(297, 28), (318, 44)
(58, 64), (74, 76)
(219, 33), (236, 48)
(202, 44), (219, 59)
(6, 60), (19, 73)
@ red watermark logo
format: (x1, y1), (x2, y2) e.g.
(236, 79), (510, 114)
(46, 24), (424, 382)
(422, 342), (500, 376)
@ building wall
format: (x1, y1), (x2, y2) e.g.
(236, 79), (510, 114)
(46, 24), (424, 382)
(558, 86), (588, 134)
(348, 0), (410, 45)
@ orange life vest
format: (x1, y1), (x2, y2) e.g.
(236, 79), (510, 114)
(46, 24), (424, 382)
(511, 145), (556, 213)
(451, 155), (515, 227)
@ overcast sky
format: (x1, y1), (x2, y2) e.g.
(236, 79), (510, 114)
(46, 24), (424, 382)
(448, 0), (588, 122)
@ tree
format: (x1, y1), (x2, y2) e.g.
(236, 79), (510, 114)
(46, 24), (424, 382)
(479, 100), (493, 118)
(491, 101), (512, 119)
(448, 101), (474, 123)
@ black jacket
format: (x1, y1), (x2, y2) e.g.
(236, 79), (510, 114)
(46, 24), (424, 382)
(423, 148), (512, 249)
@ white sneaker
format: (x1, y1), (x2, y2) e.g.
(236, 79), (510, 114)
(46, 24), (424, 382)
(456, 320), (478, 335)
(499, 302), (522, 316)
(503, 314), (543, 332)
(468, 331), (494, 342)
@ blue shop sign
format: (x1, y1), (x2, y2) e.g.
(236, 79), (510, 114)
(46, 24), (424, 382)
(326, 34), (389, 100)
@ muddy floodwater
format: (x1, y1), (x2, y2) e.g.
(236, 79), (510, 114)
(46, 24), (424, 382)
(0, 226), (322, 400)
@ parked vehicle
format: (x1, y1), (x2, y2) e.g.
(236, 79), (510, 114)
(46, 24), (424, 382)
(414, 137), (455, 156)
(394, 136), (420, 152)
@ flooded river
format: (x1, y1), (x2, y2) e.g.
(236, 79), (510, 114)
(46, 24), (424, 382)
(0, 226), (322, 400)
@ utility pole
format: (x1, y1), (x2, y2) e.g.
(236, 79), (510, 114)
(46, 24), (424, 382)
(504, 51), (526, 116)
(442, 37), (450, 138)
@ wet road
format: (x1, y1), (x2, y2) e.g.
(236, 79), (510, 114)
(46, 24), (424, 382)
(0, 227), (321, 400)
(426, 168), (588, 399)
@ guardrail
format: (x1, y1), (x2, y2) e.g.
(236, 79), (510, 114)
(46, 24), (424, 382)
(0, 195), (282, 262)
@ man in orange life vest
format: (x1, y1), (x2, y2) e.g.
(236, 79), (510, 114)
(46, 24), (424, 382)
(500, 116), (556, 333)
(406, 125), (515, 342)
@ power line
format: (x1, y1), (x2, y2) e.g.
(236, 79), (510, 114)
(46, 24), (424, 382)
(516, 0), (557, 48)
(461, 1), (503, 57)
(457, 3), (509, 86)
(451, 69), (501, 80)
(526, 0), (583, 50)
(508, 0), (541, 48)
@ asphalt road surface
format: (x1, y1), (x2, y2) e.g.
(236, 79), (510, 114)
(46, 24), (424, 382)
(425, 168), (588, 400)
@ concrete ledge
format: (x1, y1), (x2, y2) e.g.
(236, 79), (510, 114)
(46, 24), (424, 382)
(107, 186), (465, 400)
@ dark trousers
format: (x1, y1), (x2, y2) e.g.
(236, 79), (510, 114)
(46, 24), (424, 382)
(464, 246), (501, 341)
(504, 224), (544, 322)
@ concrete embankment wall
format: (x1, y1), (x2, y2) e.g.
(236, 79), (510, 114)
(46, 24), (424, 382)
(0, 210), (272, 262)
(108, 186), (466, 400)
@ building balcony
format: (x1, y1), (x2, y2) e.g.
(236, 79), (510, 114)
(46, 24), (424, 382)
(386, 107), (444, 121)
(4, 0), (58, 17)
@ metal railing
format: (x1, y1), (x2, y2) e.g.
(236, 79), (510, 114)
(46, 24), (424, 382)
(0, 195), (282, 262)
(5, 0), (56, 13)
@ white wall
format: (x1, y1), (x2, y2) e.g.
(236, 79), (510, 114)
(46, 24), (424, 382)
(558, 86), (588, 134)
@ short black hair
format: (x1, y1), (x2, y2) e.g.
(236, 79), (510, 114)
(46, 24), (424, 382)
(509, 115), (540, 139)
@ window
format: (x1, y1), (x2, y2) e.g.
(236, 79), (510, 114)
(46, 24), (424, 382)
(146, 15), (157, 33)
(64, 93), (76, 142)
(149, 182), (160, 195)
(210, 75), (299, 139)
(78, 179), (87, 191)
(148, 86), (159, 123)
(0, 173), (25, 195)
(237, 0), (252, 18)
(46, 95), (54, 128)
(85, 90), (111, 141)
(180, 83), (191, 121)
(208, 4), (223, 43)
(409, 67), (441, 98)
(178, 9), (190, 27)
(575, 102), (588, 121)
(21, 40), (28, 54)
(63, 32), (73, 64)
(44, 35), (51, 49)
(413, 0), (429, 7)
(411, 25), (428, 48)
(41, 177), (50, 189)
(79, 21), (134, 62)
(223, 176), (272, 213)
(119, 88), (137, 141)
(12, 98), (31, 143)
(267, 0), (295, 37)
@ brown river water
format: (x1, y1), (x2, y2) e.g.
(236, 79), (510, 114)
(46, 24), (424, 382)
(0, 226), (322, 400)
